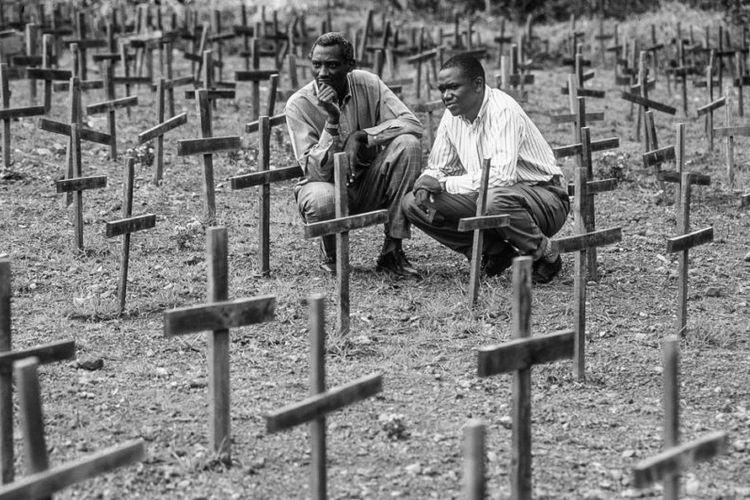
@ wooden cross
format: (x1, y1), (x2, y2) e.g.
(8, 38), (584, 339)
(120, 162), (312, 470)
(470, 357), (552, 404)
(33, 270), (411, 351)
(713, 94), (747, 186)
(671, 37), (699, 116)
(66, 12), (107, 81)
(163, 227), (276, 462)
(632, 337), (728, 497)
(264, 293), (382, 500)
(176, 87), (241, 224)
(184, 50), (237, 108)
(412, 100), (443, 150)
(85, 60), (138, 159)
(561, 51), (605, 100)
(25, 34), (71, 113)
(457, 158), (510, 307)
(695, 50), (725, 151)
(302, 153), (388, 335)
(494, 18), (512, 67)
(230, 114), (302, 276)
(550, 76), (605, 144)
(113, 41), (151, 118)
(153, 37), (193, 118)
(0, 257), (78, 485)
(0, 63), (45, 170)
(553, 109), (620, 282)
(138, 78), (188, 184)
(477, 257), (574, 500)
(551, 158), (622, 380)
(594, 0), (614, 66)
(235, 41), (280, 121)
(105, 155), (156, 314)
(405, 46), (438, 102)
(631, 51), (659, 147)
(0, 356), (144, 499)
(234, 5), (254, 70)
(667, 172), (714, 336)
(497, 45), (534, 102)
(732, 52), (748, 118)
(462, 419), (486, 500)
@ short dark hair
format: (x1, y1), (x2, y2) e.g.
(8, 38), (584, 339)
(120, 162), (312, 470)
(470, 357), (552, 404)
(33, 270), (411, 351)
(309, 32), (355, 65)
(441, 54), (485, 82)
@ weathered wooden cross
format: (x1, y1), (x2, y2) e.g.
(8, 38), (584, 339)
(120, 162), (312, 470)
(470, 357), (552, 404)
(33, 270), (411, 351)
(0, 259), (78, 484)
(0, 63), (45, 170)
(462, 418), (486, 500)
(561, 51), (605, 101)
(712, 93), (745, 186)
(667, 172), (714, 336)
(551, 152), (622, 380)
(477, 257), (574, 500)
(302, 153), (388, 335)
(553, 106), (620, 282)
(631, 337), (728, 498)
(25, 34), (71, 113)
(138, 78), (188, 184)
(695, 50), (725, 151)
(163, 227), (276, 462)
(105, 155), (156, 314)
(457, 158), (510, 307)
(234, 39), (280, 121)
(497, 45), (534, 102)
(154, 37), (194, 118)
(550, 75), (605, 144)
(264, 293), (383, 500)
(0, 356), (144, 499)
(176, 86), (241, 224)
(230, 114), (302, 276)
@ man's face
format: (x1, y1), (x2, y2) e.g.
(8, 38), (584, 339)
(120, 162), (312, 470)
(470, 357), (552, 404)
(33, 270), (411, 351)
(437, 66), (484, 119)
(311, 44), (351, 98)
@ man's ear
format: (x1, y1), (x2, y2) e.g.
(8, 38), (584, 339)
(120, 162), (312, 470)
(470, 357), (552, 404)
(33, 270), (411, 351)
(473, 76), (485, 92)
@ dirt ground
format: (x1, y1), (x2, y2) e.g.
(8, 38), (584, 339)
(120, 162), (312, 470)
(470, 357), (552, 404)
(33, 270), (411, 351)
(1, 4), (749, 499)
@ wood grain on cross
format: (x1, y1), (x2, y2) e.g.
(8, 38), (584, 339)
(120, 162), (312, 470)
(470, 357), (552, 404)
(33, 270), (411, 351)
(553, 114), (620, 282)
(303, 153), (388, 335)
(25, 34), (72, 113)
(230, 114), (302, 276)
(632, 337), (728, 497)
(667, 173), (714, 336)
(138, 78), (188, 184)
(105, 155), (156, 314)
(176, 87), (241, 224)
(477, 257), (574, 500)
(0, 63), (45, 170)
(264, 293), (382, 500)
(163, 227), (276, 462)
(552, 149), (622, 380)
(457, 158), (510, 307)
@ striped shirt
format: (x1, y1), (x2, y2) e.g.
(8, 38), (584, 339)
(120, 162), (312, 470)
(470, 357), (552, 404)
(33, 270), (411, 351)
(285, 70), (422, 182)
(422, 86), (563, 194)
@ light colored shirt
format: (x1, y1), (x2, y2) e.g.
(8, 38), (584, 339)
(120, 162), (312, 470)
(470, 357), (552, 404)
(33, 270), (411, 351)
(285, 69), (422, 182)
(422, 86), (562, 194)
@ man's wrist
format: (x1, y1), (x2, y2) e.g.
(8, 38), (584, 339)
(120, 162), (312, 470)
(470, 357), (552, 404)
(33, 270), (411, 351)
(325, 121), (339, 136)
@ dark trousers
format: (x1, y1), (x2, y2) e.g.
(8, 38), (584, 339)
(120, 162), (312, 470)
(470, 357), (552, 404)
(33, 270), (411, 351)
(402, 181), (570, 258)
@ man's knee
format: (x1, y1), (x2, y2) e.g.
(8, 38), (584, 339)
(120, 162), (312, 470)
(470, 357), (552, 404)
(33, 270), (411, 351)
(295, 182), (336, 223)
(389, 134), (421, 153)
(401, 191), (418, 219)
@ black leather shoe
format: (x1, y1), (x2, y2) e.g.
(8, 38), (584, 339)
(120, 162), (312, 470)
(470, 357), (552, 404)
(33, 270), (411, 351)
(376, 249), (420, 278)
(481, 249), (516, 277)
(319, 241), (336, 275)
(532, 255), (562, 284)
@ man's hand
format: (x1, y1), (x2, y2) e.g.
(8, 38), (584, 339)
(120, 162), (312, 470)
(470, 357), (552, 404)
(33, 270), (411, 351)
(412, 175), (443, 212)
(316, 83), (340, 123)
(343, 131), (368, 184)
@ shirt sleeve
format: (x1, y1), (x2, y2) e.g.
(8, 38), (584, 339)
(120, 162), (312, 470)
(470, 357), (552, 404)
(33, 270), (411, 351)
(285, 96), (342, 182)
(361, 79), (423, 146)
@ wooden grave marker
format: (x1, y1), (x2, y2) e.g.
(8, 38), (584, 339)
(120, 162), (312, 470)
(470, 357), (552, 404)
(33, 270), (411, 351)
(264, 293), (382, 500)
(695, 50), (725, 151)
(550, 75), (605, 144)
(497, 45), (534, 102)
(176, 87), (241, 224)
(138, 78), (188, 184)
(104, 155), (156, 314)
(0, 258), (78, 484)
(234, 38), (279, 121)
(0, 63), (45, 170)
(631, 337), (728, 497)
(25, 34), (71, 113)
(65, 12), (107, 81)
(732, 52), (748, 118)
(85, 60), (138, 159)
(553, 104), (620, 282)
(712, 94), (745, 186)
(413, 99), (443, 150)
(457, 158), (510, 307)
(667, 172), (714, 336)
(184, 50), (236, 107)
(477, 257), (574, 500)
(163, 227), (276, 462)
(302, 153), (388, 335)
(462, 419), (486, 500)
(230, 114), (302, 276)
(39, 77), (111, 251)
(561, 50), (605, 100)
(551, 151), (622, 380)
(154, 37), (194, 118)
(0, 356), (144, 499)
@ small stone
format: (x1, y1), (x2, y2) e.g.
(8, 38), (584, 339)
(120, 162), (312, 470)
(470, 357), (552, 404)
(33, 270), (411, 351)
(685, 476), (701, 495)
(621, 449), (636, 458)
(498, 415), (513, 429)
(76, 357), (103, 371)
(189, 379), (207, 389)
(405, 462), (421, 475)
(705, 286), (722, 297)
(745, 250), (750, 262)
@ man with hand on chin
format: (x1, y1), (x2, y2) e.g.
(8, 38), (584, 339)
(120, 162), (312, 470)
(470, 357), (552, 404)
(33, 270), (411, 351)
(285, 32), (423, 277)
(402, 54), (570, 283)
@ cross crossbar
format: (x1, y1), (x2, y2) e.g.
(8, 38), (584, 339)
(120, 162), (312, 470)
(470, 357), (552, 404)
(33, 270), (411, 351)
(0, 106), (45, 120)
(550, 112), (604, 124)
(25, 68), (71, 80)
(643, 146), (675, 166)
(477, 329), (575, 376)
(55, 176), (107, 193)
(246, 113), (286, 133)
(138, 113), (188, 143)
(184, 89), (235, 100)
(457, 215), (510, 232)
(177, 136), (241, 156)
(0, 341), (75, 373)
(86, 95), (138, 114)
(235, 70), (279, 81)
(667, 227), (713, 253)
(657, 171), (711, 185)
(551, 227), (622, 254)
(566, 178), (618, 196)
(265, 373), (382, 433)
(553, 137), (620, 158)
(696, 97), (726, 116)
(38, 119), (112, 145)
(230, 166), (303, 189)
(303, 210), (388, 238)
(621, 91), (677, 114)
(713, 125), (750, 137)
(105, 214), (156, 238)
(163, 296), (276, 336)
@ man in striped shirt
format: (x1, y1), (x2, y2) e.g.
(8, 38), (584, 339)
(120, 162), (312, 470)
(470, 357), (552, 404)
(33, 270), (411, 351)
(402, 54), (570, 283)
(286, 32), (423, 277)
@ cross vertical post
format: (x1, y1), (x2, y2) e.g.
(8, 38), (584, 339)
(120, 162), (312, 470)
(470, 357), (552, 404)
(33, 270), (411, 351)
(309, 294), (326, 499)
(463, 419), (485, 500)
(0, 259), (11, 484)
(334, 153), (350, 335)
